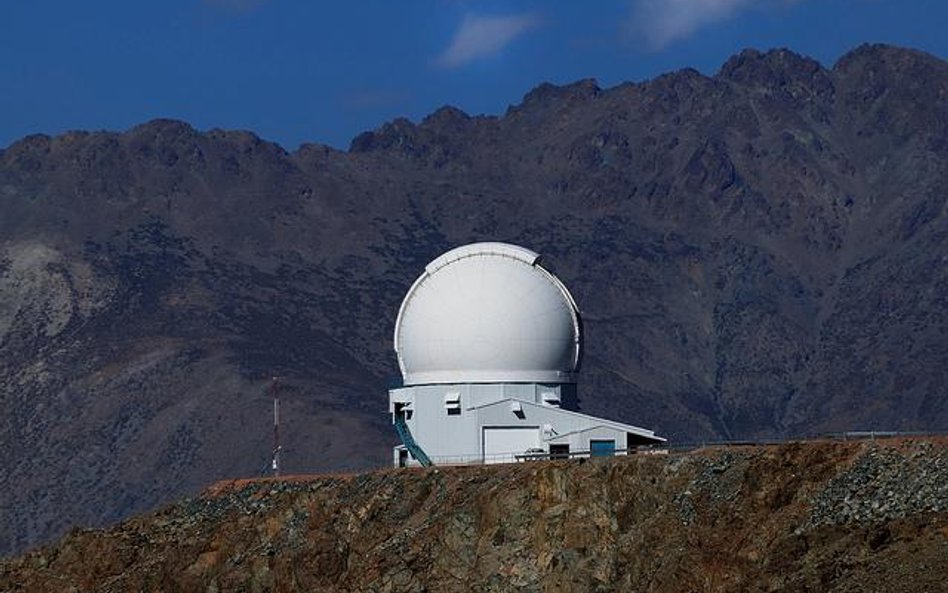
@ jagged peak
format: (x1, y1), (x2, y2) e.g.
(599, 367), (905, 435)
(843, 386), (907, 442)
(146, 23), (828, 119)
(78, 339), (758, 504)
(4, 133), (53, 154)
(1, 119), (297, 170)
(833, 43), (947, 74)
(643, 67), (715, 93)
(127, 118), (197, 137)
(349, 78), (599, 152)
(505, 78), (601, 116)
(206, 127), (268, 148)
(2, 118), (298, 158)
(348, 106), (484, 156)
(349, 117), (419, 153)
(718, 47), (826, 83)
(421, 105), (470, 127)
(526, 78), (601, 102)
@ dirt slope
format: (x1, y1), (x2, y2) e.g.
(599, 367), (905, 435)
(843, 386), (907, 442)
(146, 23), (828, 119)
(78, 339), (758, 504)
(2, 439), (947, 592)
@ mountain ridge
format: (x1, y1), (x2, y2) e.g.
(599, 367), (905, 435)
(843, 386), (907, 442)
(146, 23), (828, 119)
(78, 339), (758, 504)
(9, 44), (943, 158)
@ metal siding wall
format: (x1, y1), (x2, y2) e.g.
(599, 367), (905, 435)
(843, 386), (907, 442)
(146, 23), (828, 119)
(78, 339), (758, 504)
(390, 383), (625, 464)
(483, 427), (541, 463)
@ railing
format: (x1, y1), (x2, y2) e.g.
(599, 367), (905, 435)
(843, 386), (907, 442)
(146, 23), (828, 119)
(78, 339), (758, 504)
(412, 447), (641, 466)
(398, 430), (948, 467)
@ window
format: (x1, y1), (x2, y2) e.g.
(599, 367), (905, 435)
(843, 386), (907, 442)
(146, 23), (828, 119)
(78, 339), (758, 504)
(394, 401), (413, 420)
(550, 444), (570, 460)
(540, 391), (560, 407)
(444, 392), (461, 415)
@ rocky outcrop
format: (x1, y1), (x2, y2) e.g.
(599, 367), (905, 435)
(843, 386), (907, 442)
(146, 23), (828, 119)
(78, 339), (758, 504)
(2, 439), (947, 592)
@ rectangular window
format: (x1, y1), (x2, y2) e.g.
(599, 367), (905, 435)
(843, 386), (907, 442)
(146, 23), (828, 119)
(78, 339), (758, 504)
(540, 392), (560, 407)
(444, 392), (461, 415)
(550, 444), (570, 460)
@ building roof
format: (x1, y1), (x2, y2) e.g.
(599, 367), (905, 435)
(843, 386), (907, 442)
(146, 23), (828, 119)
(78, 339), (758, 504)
(466, 397), (665, 443)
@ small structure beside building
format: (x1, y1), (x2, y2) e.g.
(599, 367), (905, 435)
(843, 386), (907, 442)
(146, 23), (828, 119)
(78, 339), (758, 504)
(389, 242), (663, 466)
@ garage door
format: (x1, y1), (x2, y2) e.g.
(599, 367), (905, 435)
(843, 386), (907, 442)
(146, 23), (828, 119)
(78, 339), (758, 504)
(483, 427), (539, 464)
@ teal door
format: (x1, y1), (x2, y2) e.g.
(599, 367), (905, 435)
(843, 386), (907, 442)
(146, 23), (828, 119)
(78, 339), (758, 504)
(590, 440), (615, 457)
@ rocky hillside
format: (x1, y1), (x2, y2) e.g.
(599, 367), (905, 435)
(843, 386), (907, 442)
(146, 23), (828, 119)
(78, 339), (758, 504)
(2, 43), (948, 555)
(2, 439), (947, 592)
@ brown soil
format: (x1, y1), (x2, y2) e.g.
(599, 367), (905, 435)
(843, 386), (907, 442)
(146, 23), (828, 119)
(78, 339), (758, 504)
(2, 439), (947, 592)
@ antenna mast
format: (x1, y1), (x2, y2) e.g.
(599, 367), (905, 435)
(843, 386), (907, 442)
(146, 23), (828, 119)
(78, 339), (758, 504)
(269, 377), (281, 477)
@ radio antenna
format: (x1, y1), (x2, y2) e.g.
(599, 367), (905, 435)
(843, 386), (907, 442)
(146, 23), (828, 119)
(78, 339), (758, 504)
(269, 377), (281, 477)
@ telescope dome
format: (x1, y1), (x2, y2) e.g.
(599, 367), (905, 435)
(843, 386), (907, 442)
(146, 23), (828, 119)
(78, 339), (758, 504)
(394, 242), (581, 386)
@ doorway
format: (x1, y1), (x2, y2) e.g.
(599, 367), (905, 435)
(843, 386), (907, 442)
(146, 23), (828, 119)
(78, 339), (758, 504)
(590, 440), (616, 457)
(550, 444), (570, 460)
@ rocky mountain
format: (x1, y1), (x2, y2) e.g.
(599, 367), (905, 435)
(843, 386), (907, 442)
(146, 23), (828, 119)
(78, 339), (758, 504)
(2, 439), (947, 592)
(1, 43), (947, 555)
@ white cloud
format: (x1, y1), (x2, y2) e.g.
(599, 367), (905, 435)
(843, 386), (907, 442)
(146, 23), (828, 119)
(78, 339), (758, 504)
(626, 0), (754, 50)
(436, 13), (539, 68)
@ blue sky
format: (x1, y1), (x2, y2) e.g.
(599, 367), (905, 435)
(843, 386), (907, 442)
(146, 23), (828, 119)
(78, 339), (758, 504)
(1, 0), (946, 151)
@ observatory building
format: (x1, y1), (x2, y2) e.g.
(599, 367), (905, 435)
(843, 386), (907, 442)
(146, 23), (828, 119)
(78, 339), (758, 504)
(389, 242), (663, 466)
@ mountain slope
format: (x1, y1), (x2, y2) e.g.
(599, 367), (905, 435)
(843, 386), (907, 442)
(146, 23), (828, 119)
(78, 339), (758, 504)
(1, 44), (947, 555)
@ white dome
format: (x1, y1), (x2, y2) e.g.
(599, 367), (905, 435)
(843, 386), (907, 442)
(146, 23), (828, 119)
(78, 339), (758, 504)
(394, 242), (582, 386)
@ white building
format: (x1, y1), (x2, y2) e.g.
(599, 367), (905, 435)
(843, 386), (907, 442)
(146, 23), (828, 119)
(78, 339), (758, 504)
(389, 242), (663, 466)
